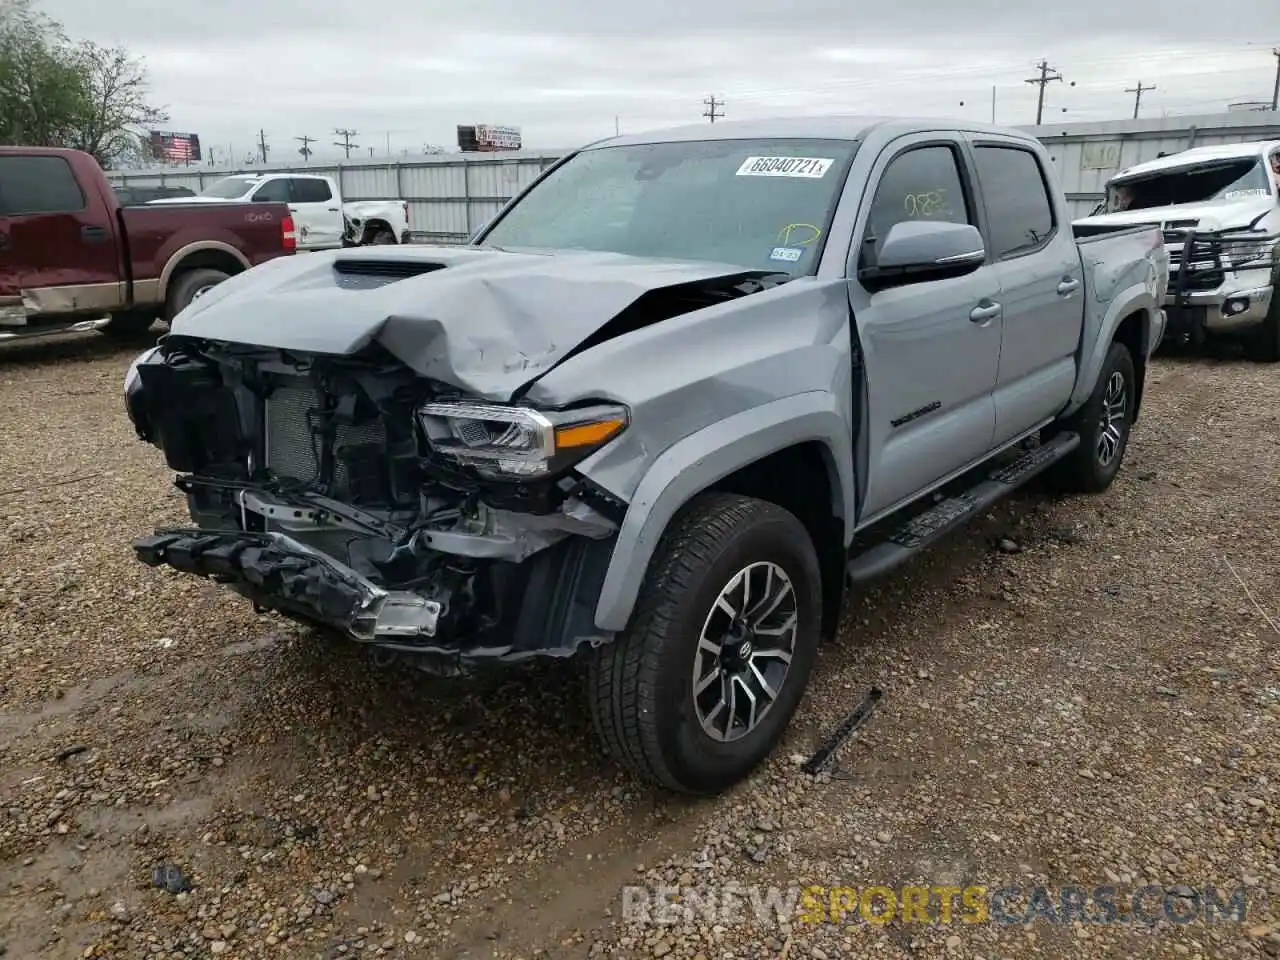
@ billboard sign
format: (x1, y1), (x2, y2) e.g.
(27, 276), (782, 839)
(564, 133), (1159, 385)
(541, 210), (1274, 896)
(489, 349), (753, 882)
(457, 124), (522, 152)
(149, 131), (202, 164)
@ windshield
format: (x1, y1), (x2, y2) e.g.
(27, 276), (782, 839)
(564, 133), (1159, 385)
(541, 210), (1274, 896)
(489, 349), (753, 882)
(201, 177), (257, 199)
(478, 138), (858, 274)
(1106, 157), (1275, 213)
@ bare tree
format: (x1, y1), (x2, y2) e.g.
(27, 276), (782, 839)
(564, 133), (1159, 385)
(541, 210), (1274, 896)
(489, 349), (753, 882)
(68, 41), (167, 167)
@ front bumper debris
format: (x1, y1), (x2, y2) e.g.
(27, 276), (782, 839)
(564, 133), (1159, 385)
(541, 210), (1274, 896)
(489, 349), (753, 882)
(133, 529), (441, 641)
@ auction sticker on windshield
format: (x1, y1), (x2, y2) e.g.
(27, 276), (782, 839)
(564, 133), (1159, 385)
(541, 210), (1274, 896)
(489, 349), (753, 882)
(736, 156), (834, 178)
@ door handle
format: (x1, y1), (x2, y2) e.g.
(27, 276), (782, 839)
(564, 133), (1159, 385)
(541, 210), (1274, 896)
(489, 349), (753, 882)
(1057, 277), (1080, 295)
(81, 225), (109, 244)
(969, 301), (1001, 323)
(328, 207), (339, 212)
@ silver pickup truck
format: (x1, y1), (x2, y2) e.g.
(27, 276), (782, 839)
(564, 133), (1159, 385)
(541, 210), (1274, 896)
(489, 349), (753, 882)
(123, 117), (1169, 795)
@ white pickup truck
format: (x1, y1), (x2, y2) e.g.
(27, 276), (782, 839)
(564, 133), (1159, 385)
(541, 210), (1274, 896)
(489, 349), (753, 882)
(149, 173), (411, 251)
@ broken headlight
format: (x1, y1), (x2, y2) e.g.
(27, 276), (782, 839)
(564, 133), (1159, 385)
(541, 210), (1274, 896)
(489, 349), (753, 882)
(418, 400), (628, 481)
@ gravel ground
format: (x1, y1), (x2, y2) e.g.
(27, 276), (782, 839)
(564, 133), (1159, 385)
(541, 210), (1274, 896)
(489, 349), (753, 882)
(1, 333), (1278, 960)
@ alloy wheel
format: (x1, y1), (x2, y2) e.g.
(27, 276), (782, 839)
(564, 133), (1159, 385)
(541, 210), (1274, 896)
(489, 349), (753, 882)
(691, 561), (799, 743)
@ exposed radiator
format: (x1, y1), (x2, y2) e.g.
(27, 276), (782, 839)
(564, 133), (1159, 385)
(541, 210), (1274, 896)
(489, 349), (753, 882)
(264, 381), (388, 493)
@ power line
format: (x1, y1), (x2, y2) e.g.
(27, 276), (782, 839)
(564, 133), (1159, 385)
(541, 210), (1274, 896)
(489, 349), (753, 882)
(1125, 81), (1157, 119)
(702, 95), (725, 123)
(294, 135), (315, 162)
(333, 128), (359, 159)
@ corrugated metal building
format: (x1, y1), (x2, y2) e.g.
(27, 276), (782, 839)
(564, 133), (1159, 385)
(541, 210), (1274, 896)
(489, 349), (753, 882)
(1022, 111), (1280, 219)
(106, 111), (1280, 240)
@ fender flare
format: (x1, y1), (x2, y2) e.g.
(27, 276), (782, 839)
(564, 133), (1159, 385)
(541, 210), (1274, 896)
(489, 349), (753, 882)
(592, 391), (856, 633)
(1068, 283), (1155, 415)
(159, 242), (251, 300)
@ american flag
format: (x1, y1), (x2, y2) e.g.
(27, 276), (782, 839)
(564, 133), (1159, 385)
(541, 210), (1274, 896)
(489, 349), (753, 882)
(150, 131), (202, 164)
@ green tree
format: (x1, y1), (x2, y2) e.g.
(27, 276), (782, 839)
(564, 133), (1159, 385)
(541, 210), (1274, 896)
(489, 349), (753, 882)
(0, 0), (167, 167)
(0, 0), (84, 146)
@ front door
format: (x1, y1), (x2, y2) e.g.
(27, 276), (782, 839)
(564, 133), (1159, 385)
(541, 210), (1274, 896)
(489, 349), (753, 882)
(846, 136), (1003, 521)
(0, 154), (121, 322)
(969, 138), (1081, 445)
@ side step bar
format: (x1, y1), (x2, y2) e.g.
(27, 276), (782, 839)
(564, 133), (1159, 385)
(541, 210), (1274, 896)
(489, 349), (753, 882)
(846, 431), (1080, 585)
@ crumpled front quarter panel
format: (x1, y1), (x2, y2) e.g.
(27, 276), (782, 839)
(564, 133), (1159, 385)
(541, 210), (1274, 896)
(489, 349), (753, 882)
(524, 276), (857, 630)
(527, 276), (855, 501)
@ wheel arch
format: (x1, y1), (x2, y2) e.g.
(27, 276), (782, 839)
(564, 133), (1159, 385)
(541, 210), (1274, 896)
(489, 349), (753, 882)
(591, 392), (856, 635)
(1070, 284), (1154, 423)
(159, 242), (250, 300)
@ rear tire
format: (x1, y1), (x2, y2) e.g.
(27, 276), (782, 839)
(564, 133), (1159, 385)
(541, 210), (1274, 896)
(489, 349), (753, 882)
(1047, 341), (1136, 494)
(587, 492), (821, 796)
(100, 310), (158, 342)
(166, 268), (230, 321)
(1243, 279), (1280, 363)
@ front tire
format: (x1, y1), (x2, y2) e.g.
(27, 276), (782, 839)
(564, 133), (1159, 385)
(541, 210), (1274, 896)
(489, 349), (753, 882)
(1243, 278), (1280, 363)
(1048, 341), (1136, 494)
(587, 493), (821, 796)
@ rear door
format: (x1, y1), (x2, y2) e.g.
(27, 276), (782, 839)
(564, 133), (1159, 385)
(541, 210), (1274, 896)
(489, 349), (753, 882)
(282, 177), (342, 250)
(0, 153), (120, 320)
(968, 138), (1081, 445)
(847, 135), (1003, 521)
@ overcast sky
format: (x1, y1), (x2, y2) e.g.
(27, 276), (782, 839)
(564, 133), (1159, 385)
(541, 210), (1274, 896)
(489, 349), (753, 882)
(39, 0), (1280, 164)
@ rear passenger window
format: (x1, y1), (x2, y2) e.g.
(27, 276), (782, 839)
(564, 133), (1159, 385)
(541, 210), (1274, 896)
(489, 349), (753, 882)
(251, 179), (292, 202)
(974, 146), (1055, 258)
(0, 156), (86, 216)
(865, 145), (972, 246)
(291, 179), (332, 202)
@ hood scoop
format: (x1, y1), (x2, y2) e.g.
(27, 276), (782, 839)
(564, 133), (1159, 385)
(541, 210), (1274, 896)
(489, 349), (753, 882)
(332, 258), (447, 290)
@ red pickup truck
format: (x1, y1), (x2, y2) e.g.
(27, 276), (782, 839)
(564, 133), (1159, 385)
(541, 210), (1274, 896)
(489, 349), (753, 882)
(0, 146), (296, 343)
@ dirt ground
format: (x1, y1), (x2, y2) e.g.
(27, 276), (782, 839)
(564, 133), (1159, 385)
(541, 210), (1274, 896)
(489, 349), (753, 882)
(1, 332), (1278, 960)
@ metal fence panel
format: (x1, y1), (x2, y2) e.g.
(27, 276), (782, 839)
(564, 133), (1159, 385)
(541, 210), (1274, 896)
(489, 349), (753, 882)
(105, 114), (1280, 235)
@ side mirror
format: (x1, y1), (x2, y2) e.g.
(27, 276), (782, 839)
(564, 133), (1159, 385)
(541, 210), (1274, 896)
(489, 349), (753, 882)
(858, 220), (986, 288)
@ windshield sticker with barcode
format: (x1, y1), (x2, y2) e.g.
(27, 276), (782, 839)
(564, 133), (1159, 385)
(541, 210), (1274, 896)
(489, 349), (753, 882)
(736, 156), (834, 178)
(1223, 189), (1269, 200)
(769, 246), (805, 262)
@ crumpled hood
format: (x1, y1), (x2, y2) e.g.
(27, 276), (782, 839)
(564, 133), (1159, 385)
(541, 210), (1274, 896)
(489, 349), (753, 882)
(1075, 197), (1276, 233)
(170, 244), (761, 400)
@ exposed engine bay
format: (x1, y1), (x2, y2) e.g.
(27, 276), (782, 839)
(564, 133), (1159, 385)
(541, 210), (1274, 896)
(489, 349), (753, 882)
(125, 335), (629, 670)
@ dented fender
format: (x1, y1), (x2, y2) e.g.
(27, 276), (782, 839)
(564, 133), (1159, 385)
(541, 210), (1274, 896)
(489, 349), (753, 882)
(589, 392), (856, 633)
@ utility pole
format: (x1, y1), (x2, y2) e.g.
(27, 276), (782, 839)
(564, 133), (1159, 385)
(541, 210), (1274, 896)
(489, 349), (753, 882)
(615, 115), (620, 136)
(1025, 60), (1063, 126)
(256, 129), (269, 164)
(333, 128), (359, 159)
(1272, 47), (1280, 112)
(702, 95), (725, 123)
(294, 135), (314, 162)
(1125, 81), (1156, 119)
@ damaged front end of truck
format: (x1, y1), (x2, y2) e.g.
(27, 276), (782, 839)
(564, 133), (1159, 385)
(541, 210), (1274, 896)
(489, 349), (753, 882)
(123, 245), (792, 674)
(125, 334), (629, 673)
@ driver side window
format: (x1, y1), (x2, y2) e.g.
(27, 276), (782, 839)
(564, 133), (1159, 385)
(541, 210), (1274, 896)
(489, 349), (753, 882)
(862, 145), (972, 263)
